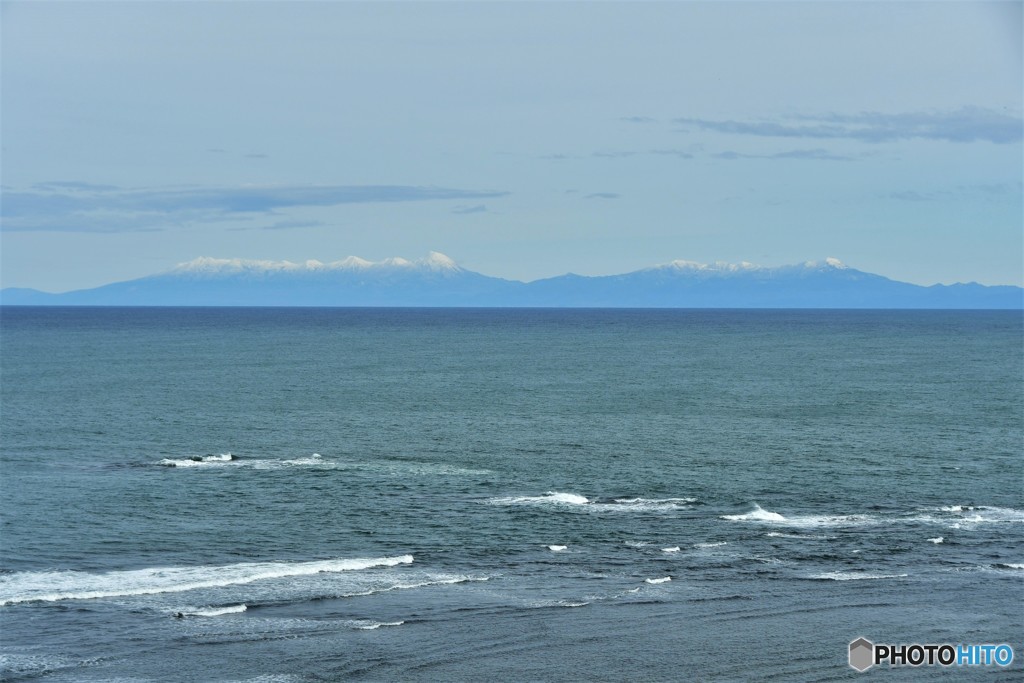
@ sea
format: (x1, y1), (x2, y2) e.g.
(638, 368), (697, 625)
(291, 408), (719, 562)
(0, 307), (1021, 682)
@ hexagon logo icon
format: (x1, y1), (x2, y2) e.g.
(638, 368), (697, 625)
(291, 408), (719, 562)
(849, 637), (874, 672)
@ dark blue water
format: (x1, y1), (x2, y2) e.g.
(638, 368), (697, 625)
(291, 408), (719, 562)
(1, 307), (1021, 681)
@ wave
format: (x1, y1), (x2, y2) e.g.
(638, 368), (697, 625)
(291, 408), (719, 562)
(721, 504), (786, 523)
(926, 537), (944, 544)
(661, 547), (681, 553)
(547, 545), (568, 552)
(0, 653), (89, 678)
(611, 497), (698, 511)
(0, 555), (413, 606)
(182, 604), (248, 617)
(490, 492), (694, 512)
(694, 541), (728, 548)
(160, 453), (236, 467)
(929, 505), (1024, 526)
(722, 504), (874, 528)
(492, 492), (590, 506)
(993, 563), (1024, 570)
(348, 620), (404, 630)
(645, 577), (672, 584)
(158, 453), (333, 470)
(809, 572), (908, 581)
(528, 599), (591, 609)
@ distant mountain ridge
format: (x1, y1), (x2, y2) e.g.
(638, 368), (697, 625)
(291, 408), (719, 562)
(2, 252), (1021, 308)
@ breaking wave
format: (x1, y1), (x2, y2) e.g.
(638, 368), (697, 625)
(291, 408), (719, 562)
(160, 453), (237, 467)
(809, 572), (908, 581)
(348, 620), (405, 630)
(489, 492), (694, 512)
(0, 556), (414, 606)
(723, 504), (873, 527)
(182, 604), (248, 617)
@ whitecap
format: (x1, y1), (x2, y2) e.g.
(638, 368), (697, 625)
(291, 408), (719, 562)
(159, 453), (236, 468)
(0, 555), (414, 606)
(721, 504), (786, 523)
(935, 505), (1024, 524)
(490, 492), (691, 512)
(611, 497), (696, 511)
(183, 604), (247, 617)
(661, 547), (681, 553)
(723, 504), (874, 528)
(645, 577), (672, 584)
(349, 620), (404, 630)
(926, 537), (944, 544)
(547, 545), (568, 552)
(694, 541), (728, 548)
(490, 492), (590, 506)
(810, 572), (908, 581)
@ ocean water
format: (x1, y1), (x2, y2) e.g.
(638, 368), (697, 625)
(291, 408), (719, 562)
(0, 307), (1021, 682)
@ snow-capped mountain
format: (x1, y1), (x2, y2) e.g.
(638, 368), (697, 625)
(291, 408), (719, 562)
(170, 251), (463, 277)
(2, 253), (1020, 308)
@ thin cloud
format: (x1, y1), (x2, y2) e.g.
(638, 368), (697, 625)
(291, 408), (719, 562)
(593, 151), (636, 159)
(713, 148), (853, 161)
(585, 192), (620, 200)
(31, 181), (120, 192)
(649, 149), (695, 159)
(1, 183), (509, 232)
(621, 116), (657, 124)
(677, 107), (1022, 144)
(451, 204), (488, 215)
(888, 182), (1022, 202)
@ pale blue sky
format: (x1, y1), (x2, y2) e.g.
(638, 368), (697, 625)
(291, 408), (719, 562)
(2, 1), (1021, 292)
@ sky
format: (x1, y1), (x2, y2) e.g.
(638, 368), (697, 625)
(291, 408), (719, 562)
(1, 1), (1022, 292)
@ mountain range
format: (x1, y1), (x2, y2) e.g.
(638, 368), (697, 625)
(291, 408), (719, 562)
(2, 252), (1021, 308)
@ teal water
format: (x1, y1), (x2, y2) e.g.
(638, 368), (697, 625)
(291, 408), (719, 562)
(1, 308), (1021, 681)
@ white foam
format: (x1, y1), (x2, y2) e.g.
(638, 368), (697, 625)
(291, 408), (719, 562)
(275, 453), (325, 467)
(611, 497), (696, 511)
(185, 604), (247, 616)
(490, 492), (692, 512)
(160, 453), (236, 467)
(0, 556), (413, 606)
(927, 537), (944, 544)
(934, 505), (1024, 524)
(645, 577), (672, 584)
(0, 653), (76, 676)
(722, 504), (786, 522)
(349, 620), (404, 630)
(547, 545), (568, 552)
(810, 572), (908, 581)
(723, 504), (874, 528)
(661, 547), (681, 553)
(694, 541), (727, 548)
(491, 492), (590, 506)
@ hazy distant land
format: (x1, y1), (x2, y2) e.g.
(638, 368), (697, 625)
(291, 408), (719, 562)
(2, 253), (1020, 308)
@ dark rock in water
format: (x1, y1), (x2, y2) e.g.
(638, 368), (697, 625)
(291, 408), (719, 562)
(190, 456), (203, 462)
(227, 454), (236, 461)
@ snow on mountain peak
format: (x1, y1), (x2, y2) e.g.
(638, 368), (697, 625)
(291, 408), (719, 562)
(803, 257), (848, 270)
(171, 252), (462, 276)
(422, 251), (463, 272)
(658, 259), (762, 273)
